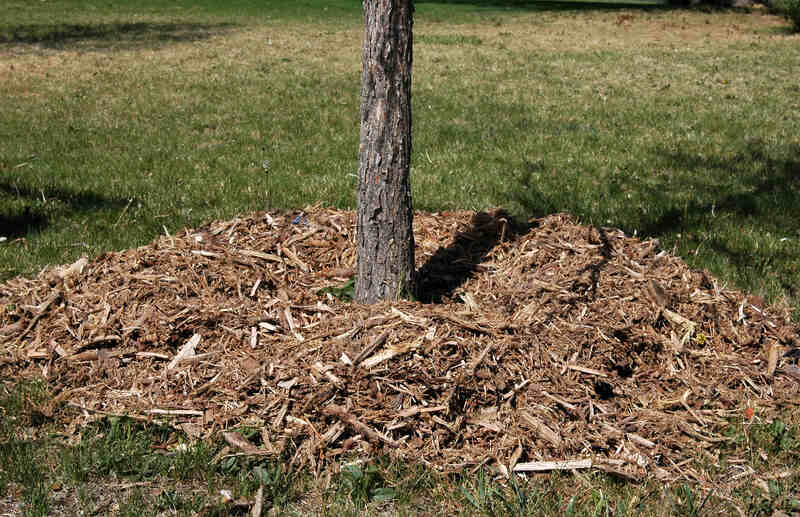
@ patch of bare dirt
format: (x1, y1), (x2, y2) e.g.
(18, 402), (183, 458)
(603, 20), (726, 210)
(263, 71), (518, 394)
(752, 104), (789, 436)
(1, 208), (798, 481)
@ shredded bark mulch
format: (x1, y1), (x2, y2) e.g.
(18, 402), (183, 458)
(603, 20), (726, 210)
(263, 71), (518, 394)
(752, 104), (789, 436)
(1, 207), (798, 482)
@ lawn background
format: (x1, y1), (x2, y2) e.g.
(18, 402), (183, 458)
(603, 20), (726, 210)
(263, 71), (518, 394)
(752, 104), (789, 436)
(2, 0), (798, 318)
(1, 1), (799, 514)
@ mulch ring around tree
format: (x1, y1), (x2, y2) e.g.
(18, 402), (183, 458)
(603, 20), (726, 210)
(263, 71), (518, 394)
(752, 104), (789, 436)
(1, 207), (799, 483)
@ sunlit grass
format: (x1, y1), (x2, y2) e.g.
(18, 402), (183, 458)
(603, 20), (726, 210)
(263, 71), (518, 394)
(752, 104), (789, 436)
(2, 2), (797, 316)
(2, 4), (799, 515)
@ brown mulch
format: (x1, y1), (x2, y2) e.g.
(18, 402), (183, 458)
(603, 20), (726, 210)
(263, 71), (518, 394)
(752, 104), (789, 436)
(1, 207), (798, 482)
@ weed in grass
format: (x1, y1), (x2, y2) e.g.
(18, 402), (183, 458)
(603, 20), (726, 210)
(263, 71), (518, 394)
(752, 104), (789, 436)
(723, 417), (800, 465)
(460, 468), (500, 516)
(460, 469), (555, 517)
(60, 416), (178, 483)
(155, 488), (182, 512)
(171, 440), (217, 481)
(337, 462), (397, 508)
(117, 488), (149, 517)
(717, 417), (800, 515)
(664, 483), (713, 517)
(485, 476), (545, 517)
(252, 462), (299, 509)
(217, 454), (241, 478)
(153, 489), (208, 514)
(763, 419), (799, 453)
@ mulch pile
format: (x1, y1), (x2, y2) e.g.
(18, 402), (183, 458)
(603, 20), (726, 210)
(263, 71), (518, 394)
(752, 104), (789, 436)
(1, 207), (799, 482)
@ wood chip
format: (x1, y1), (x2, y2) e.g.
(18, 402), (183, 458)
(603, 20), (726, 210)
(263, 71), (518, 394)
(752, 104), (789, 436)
(223, 431), (260, 453)
(251, 485), (264, 517)
(2, 208), (796, 479)
(360, 336), (424, 369)
(167, 333), (201, 370)
(766, 342), (780, 377)
(148, 408), (204, 417)
(520, 410), (562, 448)
(322, 404), (400, 448)
(566, 364), (608, 377)
(513, 459), (592, 472)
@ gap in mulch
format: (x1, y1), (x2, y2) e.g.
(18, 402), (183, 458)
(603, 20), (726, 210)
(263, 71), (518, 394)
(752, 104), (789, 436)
(1, 207), (798, 482)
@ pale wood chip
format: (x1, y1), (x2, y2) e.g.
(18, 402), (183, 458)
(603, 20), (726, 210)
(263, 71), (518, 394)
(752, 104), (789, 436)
(167, 333), (201, 370)
(513, 459), (592, 472)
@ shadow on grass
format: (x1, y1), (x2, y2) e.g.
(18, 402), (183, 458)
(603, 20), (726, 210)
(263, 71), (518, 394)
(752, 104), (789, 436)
(646, 142), (799, 295)
(0, 207), (47, 240)
(640, 142), (800, 235)
(0, 21), (236, 50)
(506, 140), (800, 308)
(511, 142), (799, 238)
(416, 208), (531, 302)
(418, 0), (670, 11)
(0, 180), (128, 239)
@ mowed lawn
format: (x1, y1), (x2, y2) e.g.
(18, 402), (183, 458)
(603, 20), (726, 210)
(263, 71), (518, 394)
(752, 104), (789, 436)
(1, 2), (800, 515)
(1, 0), (799, 316)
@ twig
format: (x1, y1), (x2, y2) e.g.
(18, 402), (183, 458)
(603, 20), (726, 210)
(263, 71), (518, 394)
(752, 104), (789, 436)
(66, 401), (150, 423)
(322, 404), (400, 448)
(17, 292), (61, 341)
(542, 391), (578, 411)
(513, 459), (592, 472)
(353, 331), (389, 366)
(148, 409), (204, 417)
(433, 310), (496, 336)
(251, 485), (264, 517)
(520, 410), (562, 447)
(167, 333), (201, 370)
(566, 364), (608, 377)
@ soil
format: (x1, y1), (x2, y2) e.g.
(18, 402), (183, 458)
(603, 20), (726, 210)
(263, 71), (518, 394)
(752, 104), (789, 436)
(1, 207), (798, 483)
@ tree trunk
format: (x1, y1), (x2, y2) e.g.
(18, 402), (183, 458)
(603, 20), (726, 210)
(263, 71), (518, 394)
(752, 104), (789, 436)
(355, 0), (415, 304)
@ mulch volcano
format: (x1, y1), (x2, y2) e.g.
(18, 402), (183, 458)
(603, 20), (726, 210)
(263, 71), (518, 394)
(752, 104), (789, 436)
(1, 207), (798, 482)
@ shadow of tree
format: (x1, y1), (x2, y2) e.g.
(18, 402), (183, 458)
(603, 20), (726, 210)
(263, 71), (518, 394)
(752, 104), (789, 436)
(504, 139), (799, 310)
(639, 144), (800, 237)
(509, 142), (799, 240)
(0, 180), (128, 239)
(0, 207), (47, 240)
(0, 21), (236, 50)
(418, 0), (669, 11)
(416, 208), (532, 302)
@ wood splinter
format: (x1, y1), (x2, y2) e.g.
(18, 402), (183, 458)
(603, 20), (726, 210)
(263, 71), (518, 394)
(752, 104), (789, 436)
(322, 404), (400, 448)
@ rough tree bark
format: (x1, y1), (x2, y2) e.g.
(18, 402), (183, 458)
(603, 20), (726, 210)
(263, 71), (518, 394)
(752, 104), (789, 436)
(355, 0), (415, 304)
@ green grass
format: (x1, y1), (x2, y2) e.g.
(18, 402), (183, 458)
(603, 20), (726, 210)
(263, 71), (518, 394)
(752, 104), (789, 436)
(1, 2), (799, 514)
(772, 0), (800, 31)
(1, 0), (797, 317)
